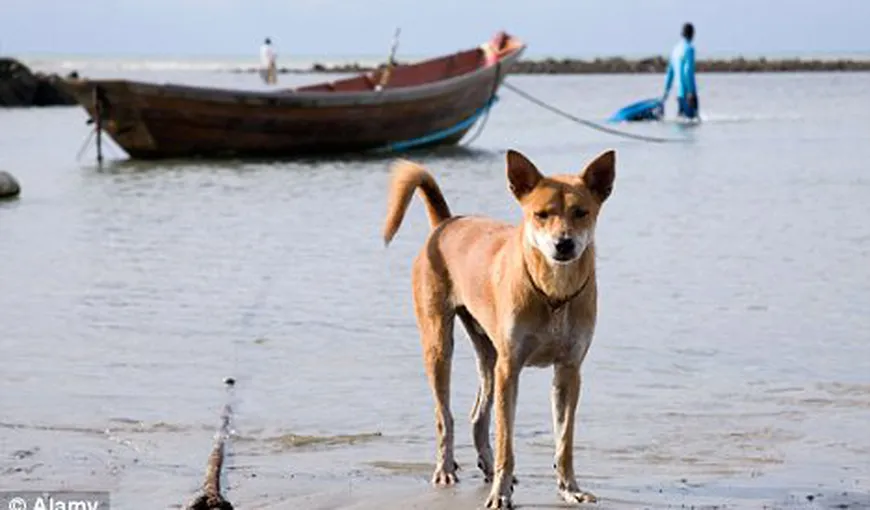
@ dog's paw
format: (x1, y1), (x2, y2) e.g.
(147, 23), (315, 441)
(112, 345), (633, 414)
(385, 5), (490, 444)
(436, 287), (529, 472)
(559, 488), (597, 505)
(485, 476), (516, 509)
(432, 471), (458, 486)
(484, 494), (513, 509)
(431, 462), (459, 486)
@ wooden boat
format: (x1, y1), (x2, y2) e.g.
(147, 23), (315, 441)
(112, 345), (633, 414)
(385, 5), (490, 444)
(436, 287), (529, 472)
(61, 32), (526, 159)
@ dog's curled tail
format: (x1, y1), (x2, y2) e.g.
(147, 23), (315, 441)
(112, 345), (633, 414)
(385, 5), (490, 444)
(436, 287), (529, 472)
(382, 159), (452, 246)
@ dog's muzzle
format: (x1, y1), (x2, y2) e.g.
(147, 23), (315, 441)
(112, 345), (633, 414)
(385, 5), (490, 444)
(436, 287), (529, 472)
(553, 237), (577, 262)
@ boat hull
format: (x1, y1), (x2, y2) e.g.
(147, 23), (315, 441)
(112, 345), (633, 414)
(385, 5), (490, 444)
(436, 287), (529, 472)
(62, 41), (525, 159)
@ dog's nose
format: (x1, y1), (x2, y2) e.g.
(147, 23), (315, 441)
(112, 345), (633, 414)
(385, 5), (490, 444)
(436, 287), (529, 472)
(555, 237), (575, 255)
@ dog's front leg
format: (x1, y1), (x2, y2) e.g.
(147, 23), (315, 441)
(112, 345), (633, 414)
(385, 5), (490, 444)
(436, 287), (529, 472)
(485, 356), (520, 509)
(551, 363), (596, 504)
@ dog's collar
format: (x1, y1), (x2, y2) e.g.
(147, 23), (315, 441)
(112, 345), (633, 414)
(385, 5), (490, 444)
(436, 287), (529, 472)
(523, 261), (592, 312)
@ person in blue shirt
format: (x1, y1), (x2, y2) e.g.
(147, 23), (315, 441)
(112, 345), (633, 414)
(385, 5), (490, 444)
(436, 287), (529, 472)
(662, 23), (699, 120)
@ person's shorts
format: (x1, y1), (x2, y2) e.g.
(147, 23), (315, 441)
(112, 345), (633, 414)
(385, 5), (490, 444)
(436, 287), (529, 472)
(678, 95), (699, 119)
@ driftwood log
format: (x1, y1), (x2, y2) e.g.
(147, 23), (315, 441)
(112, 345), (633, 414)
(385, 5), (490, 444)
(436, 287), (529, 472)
(186, 433), (234, 510)
(186, 381), (236, 510)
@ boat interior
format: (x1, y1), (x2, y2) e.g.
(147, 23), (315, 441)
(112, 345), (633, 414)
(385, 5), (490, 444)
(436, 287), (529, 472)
(294, 35), (523, 93)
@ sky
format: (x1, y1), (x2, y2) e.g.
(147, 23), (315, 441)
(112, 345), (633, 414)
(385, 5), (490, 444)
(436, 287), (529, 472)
(1, 0), (868, 58)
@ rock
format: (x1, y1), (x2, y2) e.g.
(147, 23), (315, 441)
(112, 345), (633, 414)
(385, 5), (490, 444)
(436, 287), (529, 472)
(0, 170), (21, 199)
(31, 72), (77, 106)
(0, 58), (37, 106)
(0, 58), (77, 107)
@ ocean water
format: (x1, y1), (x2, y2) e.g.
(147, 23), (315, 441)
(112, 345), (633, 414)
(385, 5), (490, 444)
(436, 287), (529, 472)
(1, 67), (869, 510)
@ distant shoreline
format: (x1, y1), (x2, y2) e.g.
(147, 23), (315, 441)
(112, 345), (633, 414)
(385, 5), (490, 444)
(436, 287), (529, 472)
(4, 54), (870, 107)
(230, 56), (870, 75)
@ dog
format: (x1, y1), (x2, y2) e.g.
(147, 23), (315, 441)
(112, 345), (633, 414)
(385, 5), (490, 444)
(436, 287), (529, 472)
(382, 149), (615, 509)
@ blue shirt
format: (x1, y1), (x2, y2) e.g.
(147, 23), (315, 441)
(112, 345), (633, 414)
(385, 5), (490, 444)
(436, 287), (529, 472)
(663, 39), (697, 99)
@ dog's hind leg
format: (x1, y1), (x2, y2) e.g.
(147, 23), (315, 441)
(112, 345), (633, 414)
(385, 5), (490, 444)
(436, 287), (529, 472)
(457, 307), (497, 482)
(416, 297), (459, 486)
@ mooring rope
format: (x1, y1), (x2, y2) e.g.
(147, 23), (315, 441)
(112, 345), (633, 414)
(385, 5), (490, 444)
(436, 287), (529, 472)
(462, 60), (503, 147)
(186, 377), (236, 510)
(501, 81), (683, 144)
(186, 269), (278, 509)
(461, 100), (493, 147)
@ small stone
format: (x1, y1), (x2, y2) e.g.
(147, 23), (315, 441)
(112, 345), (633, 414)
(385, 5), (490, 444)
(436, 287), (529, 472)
(0, 171), (21, 199)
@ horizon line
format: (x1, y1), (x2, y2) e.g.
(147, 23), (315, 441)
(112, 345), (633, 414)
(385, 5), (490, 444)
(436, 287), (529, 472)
(7, 48), (870, 62)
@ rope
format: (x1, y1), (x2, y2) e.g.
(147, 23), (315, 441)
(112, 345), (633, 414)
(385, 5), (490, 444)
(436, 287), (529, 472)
(501, 81), (683, 144)
(186, 378), (236, 509)
(194, 269), (275, 507)
(215, 378), (236, 502)
(226, 271), (275, 424)
(462, 60), (503, 147)
(461, 101), (492, 147)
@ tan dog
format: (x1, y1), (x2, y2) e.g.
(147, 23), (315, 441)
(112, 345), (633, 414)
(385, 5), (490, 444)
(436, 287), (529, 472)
(382, 149), (615, 509)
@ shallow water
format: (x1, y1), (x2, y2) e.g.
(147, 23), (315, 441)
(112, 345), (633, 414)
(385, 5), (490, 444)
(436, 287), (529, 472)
(1, 70), (869, 509)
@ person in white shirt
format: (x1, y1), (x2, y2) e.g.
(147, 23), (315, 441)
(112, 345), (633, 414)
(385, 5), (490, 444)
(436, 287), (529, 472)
(260, 38), (277, 84)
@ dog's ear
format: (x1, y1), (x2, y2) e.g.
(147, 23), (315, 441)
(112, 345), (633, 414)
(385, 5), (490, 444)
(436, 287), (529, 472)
(506, 149), (543, 200)
(580, 149), (615, 202)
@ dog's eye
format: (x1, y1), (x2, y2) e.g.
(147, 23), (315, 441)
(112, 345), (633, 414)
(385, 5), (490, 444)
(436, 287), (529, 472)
(534, 211), (549, 220)
(572, 208), (588, 219)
